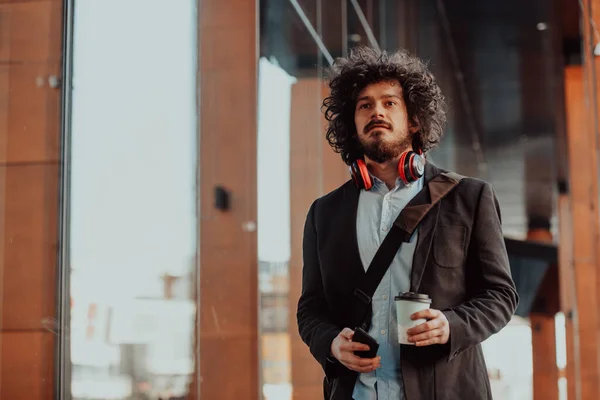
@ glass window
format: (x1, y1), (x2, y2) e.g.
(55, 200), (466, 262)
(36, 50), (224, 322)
(259, 1), (332, 399)
(66, 1), (198, 399)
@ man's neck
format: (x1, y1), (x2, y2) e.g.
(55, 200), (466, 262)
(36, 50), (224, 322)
(365, 157), (401, 190)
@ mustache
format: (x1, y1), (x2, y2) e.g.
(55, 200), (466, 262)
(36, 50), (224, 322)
(364, 119), (392, 134)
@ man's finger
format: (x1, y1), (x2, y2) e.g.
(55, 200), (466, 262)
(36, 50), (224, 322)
(340, 353), (377, 367)
(356, 357), (381, 372)
(341, 360), (378, 373)
(410, 308), (440, 321)
(406, 318), (442, 336)
(340, 328), (354, 340)
(341, 356), (381, 372)
(415, 337), (441, 347)
(408, 328), (442, 343)
(340, 341), (370, 352)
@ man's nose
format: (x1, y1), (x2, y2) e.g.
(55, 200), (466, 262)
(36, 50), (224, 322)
(371, 104), (385, 120)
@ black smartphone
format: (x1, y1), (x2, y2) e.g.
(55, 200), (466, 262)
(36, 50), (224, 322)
(352, 327), (379, 358)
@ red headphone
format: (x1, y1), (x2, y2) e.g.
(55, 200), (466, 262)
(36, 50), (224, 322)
(350, 150), (425, 190)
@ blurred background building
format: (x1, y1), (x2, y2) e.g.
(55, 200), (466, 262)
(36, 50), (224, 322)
(2, 0), (600, 399)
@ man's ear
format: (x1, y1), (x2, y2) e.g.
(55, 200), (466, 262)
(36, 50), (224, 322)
(409, 117), (420, 134)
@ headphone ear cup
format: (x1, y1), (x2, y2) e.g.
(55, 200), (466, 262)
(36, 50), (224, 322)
(398, 151), (410, 184)
(358, 160), (373, 190)
(410, 152), (425, 180)
(350, 159), (373, 190)
(398, 151), (425, 184)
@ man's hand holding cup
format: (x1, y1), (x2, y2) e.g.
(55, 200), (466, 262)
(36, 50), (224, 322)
(406, 308), (450, 346)
(395, 292), (449, 346)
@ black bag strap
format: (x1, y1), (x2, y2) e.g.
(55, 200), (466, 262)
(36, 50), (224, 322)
(351, 172), (464, 329)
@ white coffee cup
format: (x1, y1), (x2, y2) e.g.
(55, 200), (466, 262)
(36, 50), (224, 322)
(394, 292), (432, 345)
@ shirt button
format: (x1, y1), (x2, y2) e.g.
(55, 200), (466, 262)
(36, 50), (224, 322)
(383, 295), (388, 300)
(382, 226), (388, 231)
(381, 330), (386, 335)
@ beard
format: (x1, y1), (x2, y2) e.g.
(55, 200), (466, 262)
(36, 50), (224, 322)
(360, 129), (411, 163)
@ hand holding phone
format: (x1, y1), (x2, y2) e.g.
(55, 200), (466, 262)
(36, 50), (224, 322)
(352, 327), (380, 358)
(329, 328), (381, 373)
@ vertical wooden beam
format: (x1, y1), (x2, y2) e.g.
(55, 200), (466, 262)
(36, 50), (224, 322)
(190, 0), (259, 399)
(530, 309), (559, 400)
(0, 1), (63, 398)
(289, 79), (325, 400)
(552, 0), (575, 396)
(557, 191), (577, 400)
(560, 2), (600, 398)
(564, 64), (600, 399)
(590, 4), (600, 400)
(528, 227), (559, 400)
(289, 79), (347, 400)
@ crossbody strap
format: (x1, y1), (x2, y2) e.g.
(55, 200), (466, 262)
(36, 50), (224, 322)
(351, 172), (464, 329)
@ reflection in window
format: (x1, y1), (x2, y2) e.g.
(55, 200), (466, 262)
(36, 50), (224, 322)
(69, 1), (197, 399)
(258, 57), (297, 400)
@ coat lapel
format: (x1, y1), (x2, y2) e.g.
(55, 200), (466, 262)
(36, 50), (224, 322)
(342, 181), (366, 277)
(410, 162), (442, 292)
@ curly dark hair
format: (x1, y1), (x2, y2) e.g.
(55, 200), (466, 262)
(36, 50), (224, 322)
(322, 46), (447, 165)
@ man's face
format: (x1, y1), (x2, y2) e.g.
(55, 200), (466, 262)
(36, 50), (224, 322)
(354, 80), (418, 163)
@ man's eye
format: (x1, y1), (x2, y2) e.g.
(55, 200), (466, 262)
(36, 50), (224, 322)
(386, 101), (396, 106)
(360, 103), (370, 109)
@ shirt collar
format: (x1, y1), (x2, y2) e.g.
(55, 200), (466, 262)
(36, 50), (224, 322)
(370, 173), (419, 194)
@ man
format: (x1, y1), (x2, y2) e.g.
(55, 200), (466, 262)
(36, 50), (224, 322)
(296, 46), (518, 400)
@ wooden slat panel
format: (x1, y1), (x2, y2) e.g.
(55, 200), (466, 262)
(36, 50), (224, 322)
(0, 1), (62, 63)
(557, 193), (576, 400)
(198, 337), (259, 399)
(0, 63), (61, 164)
(0, 163), (59, 330)
(0, 331), (54, 399)
(289, 79), (326, 400)
(530, 315), (559, 400)
(0, 67), (7, 163)
(564, 65), (600, 399)
(199, 255), (259, 336)
(289, 78), (348, 400)
(0, 0), (61, 3)
(194, 0), (258, 398)
(0, 0), (62, 398)
(591, 4), (600, 400)
(199, 0), (256, 30)
(199, 25), (256, 73)
(528, 228), (559, 400)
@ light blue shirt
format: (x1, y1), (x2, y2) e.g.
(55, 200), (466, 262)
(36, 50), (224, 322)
(352, 174), (423, 400)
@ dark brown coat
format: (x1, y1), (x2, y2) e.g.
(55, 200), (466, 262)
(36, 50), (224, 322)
(297, 162), (519, 400)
